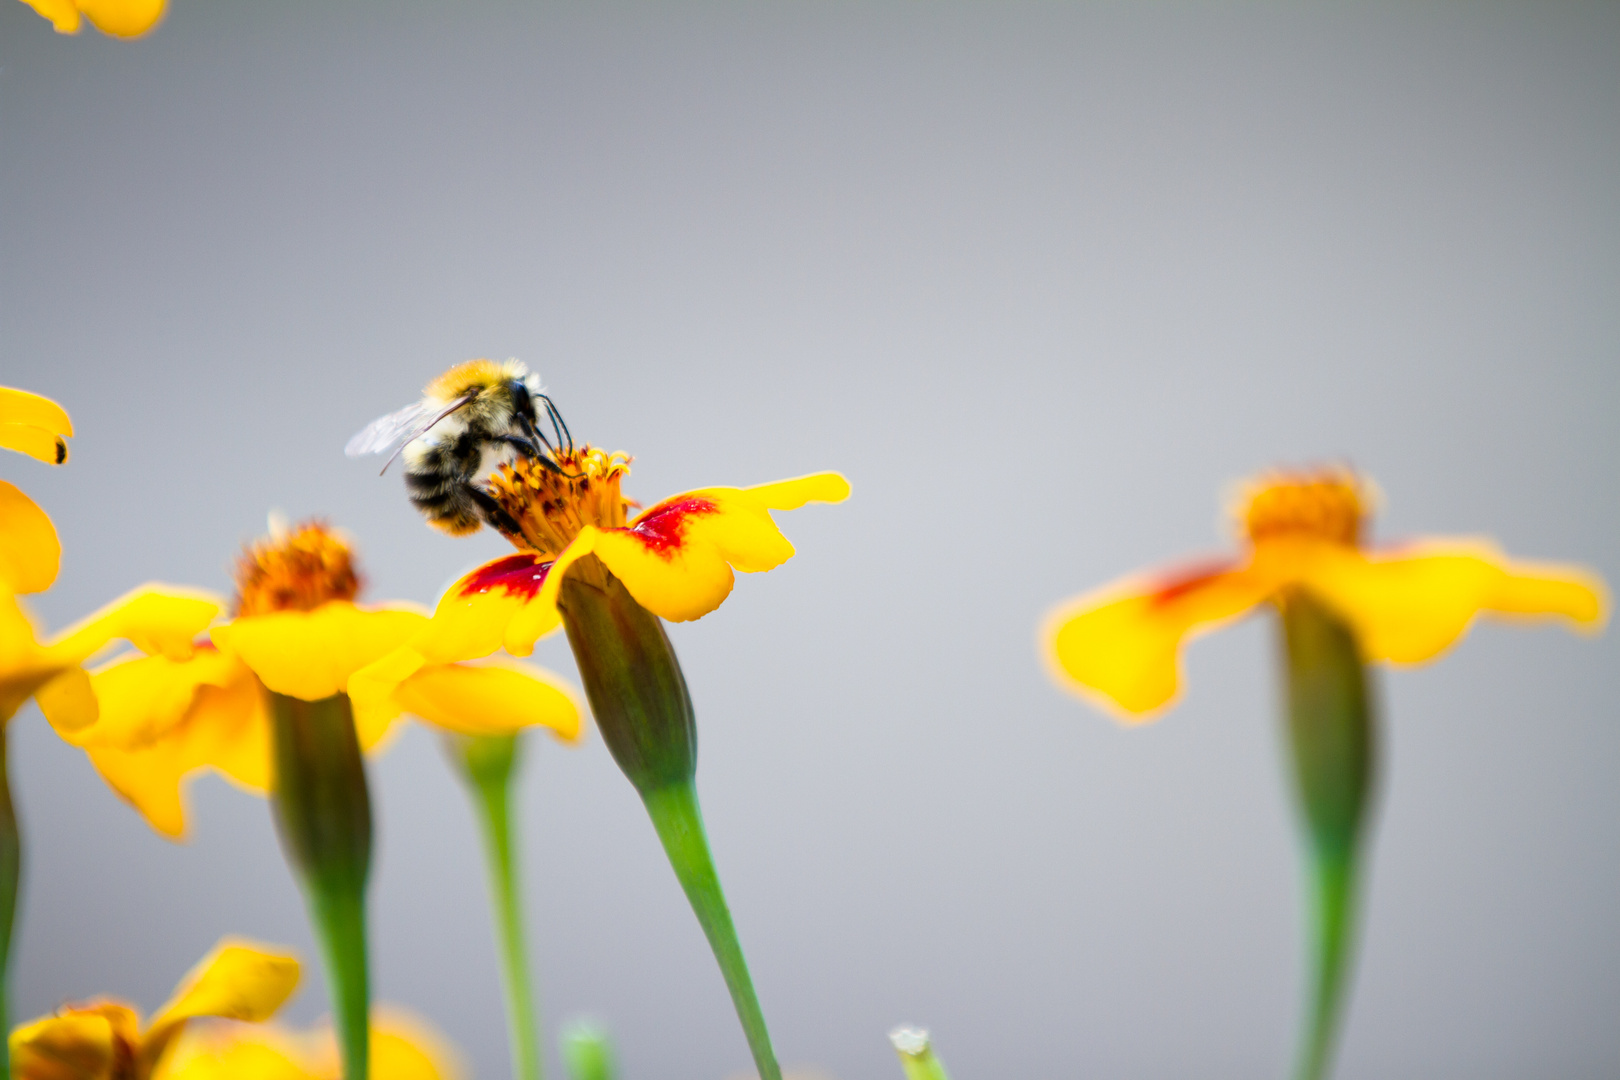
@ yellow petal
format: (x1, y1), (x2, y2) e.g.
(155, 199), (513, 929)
(0, 481), (61, 594)
(1043, 557), (1277, 719)
(152, 1023), (311, 1080)
(307, 1008), (466, 1080)
(0, 387), (72, 464)
(11, 1014), (116, 1080)
(48, 586), (222, 665)
(413, 554), (563, 664)
(34, 667), (97, 736)
(0, 425), (68, 467)
(1300, 539), (1610, 665)
(57, 648), (241, 748)
(142, 940), (300, 1067)
(0, 591), (71, 723)
(588, 476), (844, 623)
(393, 658), (582, 740)
(56, 652), (264, 839)
(76, 0), (165, 37)
(213, 604), (426, 702)
(742, 471), (851, 511)
(17, 0), (83, 33)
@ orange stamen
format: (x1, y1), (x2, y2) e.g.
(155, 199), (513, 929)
(232, 521), (362, 616)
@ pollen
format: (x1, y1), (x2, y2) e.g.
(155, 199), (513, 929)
(232, 520), (362, 616)
(1236, 467), (1372, 547)
(425, 358), (528, 403)
(487, 446), (634, 558)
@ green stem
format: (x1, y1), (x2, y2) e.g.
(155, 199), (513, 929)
(268, 692), (372, 1080)
(446, 732), (543, 1080)
(1278, 590), (1377, 1080)
(889, 1027), (951, 1080)
(0, 723), (19, 1079)
(641, 780), (781, 1080)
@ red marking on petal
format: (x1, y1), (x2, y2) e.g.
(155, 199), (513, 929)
(459, 554), (554, 601)
(624, 497), (719, 557)
(1149, 557), (1240, 606)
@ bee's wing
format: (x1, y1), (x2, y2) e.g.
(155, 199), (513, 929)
(346, 394), (481, 476)
(345, 401), (440, 458)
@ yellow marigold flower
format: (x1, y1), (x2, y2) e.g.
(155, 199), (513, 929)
(371, 448), (849, 675)
(16, 0), (164, 38)
(1044, 467), (1608, 719)
(153, 1007), (463, 1080)
(10, 938), (299, 1080)
(44, 521), (581, 840)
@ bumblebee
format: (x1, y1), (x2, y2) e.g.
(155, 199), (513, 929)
(345, 358), (573, 535)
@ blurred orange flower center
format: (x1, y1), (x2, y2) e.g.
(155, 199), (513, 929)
(488, 446), (634, 558)
(1239, 470), (1369, 547)
(232, 522), (361, 616)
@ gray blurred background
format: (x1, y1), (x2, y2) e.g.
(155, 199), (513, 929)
(2, 2), (1617, 1077)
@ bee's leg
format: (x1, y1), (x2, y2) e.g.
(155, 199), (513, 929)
(497, 434), (547, 459)
(512, 414), (556, 457)
(537, 395), (573, 453)
(465, 485), (524, 536)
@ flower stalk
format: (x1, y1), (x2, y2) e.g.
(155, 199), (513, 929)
(1278, 589), (1377, 1080)
(556, 561), (780, 1080)
(268, 691), (372, 1080)
(445, 730), (544, 1080)
(889, 1026), (951, 1080)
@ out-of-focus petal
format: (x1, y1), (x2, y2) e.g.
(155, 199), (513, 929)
(152, 1023), (310, 1080)
(1043, 557), (1277, 719)
(55, 648), (240, 747)
(393, 658), (582, 740)
(1301, 540), (1610, 664)
(308, 1008), (466, 1080)
(10, 1005), (133, 1080)
(213, 604), (425, 701)
(76, 0), (165, 37)
(17, 0), (83, 33)
(0, 387), (72, 462)
(0, 591), (66, 722)
(48, 586), (222, 665)
(0, 481), (61, 594)
(56, 653), (265, 839)
(142, 940), (300, 1062)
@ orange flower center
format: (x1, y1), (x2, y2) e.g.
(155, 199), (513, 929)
(487, 446), (634, 559)
(232, 521), (362, 616)
(1238, 469), (1369, 547)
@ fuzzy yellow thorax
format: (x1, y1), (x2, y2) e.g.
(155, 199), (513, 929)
(1237, 468), (1372, 548)
(425, 357), (527, 403)
(232, 522), (361, 616)
(487, 446), (634, 559)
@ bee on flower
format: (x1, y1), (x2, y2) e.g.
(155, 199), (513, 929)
(353, 358), (850, 1080)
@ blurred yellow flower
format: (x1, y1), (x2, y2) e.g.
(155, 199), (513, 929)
(45, 521), (581, 839)
(154, 1008), (463, 1080)
(9, 938), (299, 1080)
(1044, 467), (1608, 718)
(17, 0), (164, 37)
